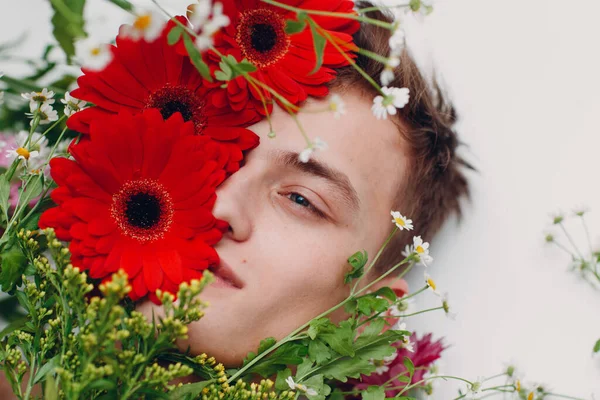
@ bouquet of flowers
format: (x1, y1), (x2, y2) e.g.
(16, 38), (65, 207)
(0, 0), (588, 399)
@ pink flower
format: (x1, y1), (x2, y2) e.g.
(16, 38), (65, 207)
(347, 333), (446, 398)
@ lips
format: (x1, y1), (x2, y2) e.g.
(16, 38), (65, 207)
(208, 260), (244, 289)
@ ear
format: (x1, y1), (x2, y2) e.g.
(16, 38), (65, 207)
(367, 274), (409, 298)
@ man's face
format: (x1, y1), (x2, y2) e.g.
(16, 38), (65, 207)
(139, 90), (407, 366)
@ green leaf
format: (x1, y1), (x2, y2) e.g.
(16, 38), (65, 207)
(0, 245), (27, 293)
(303, 374), (330, 400)
(316, 356), (374, 382)
(344, 250), (368, 284)
(594, 338), (600, 353)
(242, 337), (277, 367)
(183, 33), (212, 82)
(320, 320), (354, 357)
(296, 357), (314, 378)
(18, 174), (44, 212)
(44, 374), (59, 400)
(362, 386), (385, 400)
(49, 0), (87, 62)
(308, 317), (333, 340)
(371, 286), (397, 302)
(308, 339), (334, 365)
(274, 368), (292, 391)
(169, 381), (212, 399)
(402, 356), (414, 375)
(33, 355), (59, 384)
(285, 19), (307, 34)
(307, 20), (326, 75)
(236, 59), (257, 73)
(0, 173), (10, 222)
(245, 342), (307, 377)
(167, 26), (184, 46)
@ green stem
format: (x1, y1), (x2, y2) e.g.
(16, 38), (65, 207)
(260, 0), (395, 29)
(397, 306), (443, 318)
(22, 353), (36, 400)
(357, 4), (411, 13)
(352, 227), (398, 294)
(482, 372), (507, 382)
(559, 222), (585, 260)
(105, 0), (135, 12)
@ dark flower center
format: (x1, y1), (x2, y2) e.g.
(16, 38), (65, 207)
(146, 85), (206, 133)
(251, 23), (277, 52)
(111, 179), (174, 242)
(125, 192), (162, 229)
(236, 8), (290, 69)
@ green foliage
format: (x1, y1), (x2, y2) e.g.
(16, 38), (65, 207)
(215, 55), (257, 83)
(307, 19), (327, 75)
(0, 244), (27, 293)
(362, 385), (385, 400)
(594, 338), (600, 353)
(344, 250), (368, 284)
(49, 0), (87, 62)
(285, 12), (307, 34)
(182, 33), (212, 82)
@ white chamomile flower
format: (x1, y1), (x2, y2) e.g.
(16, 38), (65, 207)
(390, 210), (413, 231)
(371, 86), (410, 120)
(441, 292), (456, 319)
(391, 321), (406, 331)
(119, 9), (165, 42)
(75, 39), (113, 71)
(61, 91), (87, 117)
(36, 103), (59, 126)
(424, 272), (440, 296)
(369, 352), (397, 375)
(401, 336), (414, 352)
(388, 25), (405, 52)
(573, 205), (590, 217)
(194, 2), (230, 51)
(328, 94), (346, 119)
(285, 376), (317, 396)
(21, 88), (55, 112)
(380, 56), (400, 86)
(299, 137), (328, 163)
(465, 377), (483, 399)
(412, 235), (433, 265)
(187, 0), (212, 28)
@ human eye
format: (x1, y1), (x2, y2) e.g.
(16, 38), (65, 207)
(283, 192), (327, 219)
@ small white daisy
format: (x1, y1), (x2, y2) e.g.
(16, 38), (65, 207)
(195, 3), (230, 51)
(465, 377), (483, 399)
(34, 103), (59, 126)
(285, 376), (317, 396)
(119, 9), (165, 42)
(401, 336), (414, 352)
(380, 56), (400, 86)
(388, 25), (405, 52)
(424, 272), (440, 296)
(61, 91), (87, 117)
(21, 88), (55, 112)
(573, 205), (590, 217)
(299, 137), (328, 163)
(441, 292), (456, 319)
(75, 39), (113, 71)
(371, 86), (410, 120)
(390, 210), (413, 231)
(412, 235), (433, 265)
(328, 94), (346, 119)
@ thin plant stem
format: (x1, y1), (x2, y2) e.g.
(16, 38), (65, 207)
(559, 222), (585, 260)
(397, 306), (443, 318)
(352, 227), (398, 294)
(260, 0), (395, 29)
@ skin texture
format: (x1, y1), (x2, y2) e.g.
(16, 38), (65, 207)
(137, 89), (410, 366)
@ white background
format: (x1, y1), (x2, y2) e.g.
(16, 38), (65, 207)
(1, 0), (600, 397)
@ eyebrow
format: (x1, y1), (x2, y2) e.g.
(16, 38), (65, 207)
(268, 149), (361, 213)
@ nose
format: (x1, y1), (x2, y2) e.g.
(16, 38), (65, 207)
(212, 170), (253, 242)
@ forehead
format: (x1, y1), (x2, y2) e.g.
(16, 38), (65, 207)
(248, 90), (407, 217)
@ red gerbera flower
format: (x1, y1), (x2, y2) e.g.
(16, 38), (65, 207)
(67, 19), (259, 173)
(40, 110), (227, 303)
(204, 0), (359, 107)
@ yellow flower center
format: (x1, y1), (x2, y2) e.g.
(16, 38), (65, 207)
(516, 380), (521, 391)
(330, 102), (338, 112)
(416, 245), (424, 254)
(91, 47), (101, 56)
(527, 392), (534, 400)
(427, 278), (436, 291)
(134, 14), (152, 31)
(394, 217), (405, 227)
(16, 147), (30, 160)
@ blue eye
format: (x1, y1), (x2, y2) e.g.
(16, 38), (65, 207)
(285, 192), (326, 219)
(289, 193), (310, 207)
